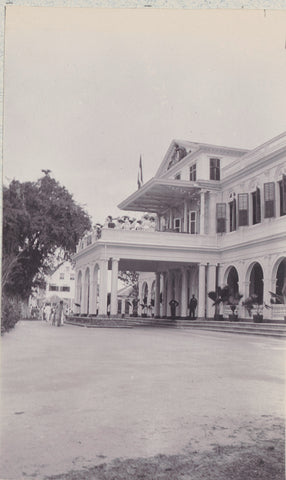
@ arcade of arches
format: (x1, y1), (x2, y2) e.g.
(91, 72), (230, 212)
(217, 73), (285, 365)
(75, 257), (286, 319)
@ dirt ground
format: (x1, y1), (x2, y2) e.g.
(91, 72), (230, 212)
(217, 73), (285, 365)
(45, 440), (284, 480)
(1, 322), (285, 480)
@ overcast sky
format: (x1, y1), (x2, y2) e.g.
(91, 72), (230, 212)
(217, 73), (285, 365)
(3, 7), (286, 224)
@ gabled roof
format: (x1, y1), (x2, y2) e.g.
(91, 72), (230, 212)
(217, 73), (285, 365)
(118, 138), (250, 213)
(155, 139), (249, 178)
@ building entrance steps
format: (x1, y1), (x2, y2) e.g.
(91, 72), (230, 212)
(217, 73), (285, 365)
(65, 316), (286, 338)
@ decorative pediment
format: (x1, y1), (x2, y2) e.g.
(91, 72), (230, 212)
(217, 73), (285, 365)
(155, 140), (195, 178)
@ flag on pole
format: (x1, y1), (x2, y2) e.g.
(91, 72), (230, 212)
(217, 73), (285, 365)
(137, 155), (143, 189)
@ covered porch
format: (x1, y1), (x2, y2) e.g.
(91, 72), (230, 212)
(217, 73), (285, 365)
(73, 234), (220, 319)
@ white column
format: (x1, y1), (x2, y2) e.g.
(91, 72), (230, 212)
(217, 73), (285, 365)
(242, 281), (251, 319)
(89, 266), (97, 315)
(162, 272), (167, 317)
(181, 267), (188, 318)
(200, 191), (205, 234)
(169, 209), (173, 230)
(198, 263), (206, 318)
(183, 199), (188, 233)
(80, 273), (86, 315)
(207, 264), (217, 318)
(208, 193), (216, 235)
(110, 257), (119, 316)
(98, 259), (108, 316)
(175, 272), (180, 303)
(155, 272), (161, 317)
(167, 271), (172, 317)
(217, 264), (223, 317)
(121, 298), (126, 316)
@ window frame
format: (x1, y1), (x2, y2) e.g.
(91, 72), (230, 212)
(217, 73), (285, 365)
(189, 163), (197, 181)
(264, 182), (275, 218)
(189, 211), (197, 234)
(210, 158), (220, 181)
(173, 217), (181, 232)
(216, 203), (226, 233)
(252, 188), (261, 225)
(238, 193), (249, 226)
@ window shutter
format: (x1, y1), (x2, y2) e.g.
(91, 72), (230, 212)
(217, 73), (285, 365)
(238, 194), (249, 226)
(255, 188), (261, 223)
(216, 203), (226, 233)
(282, 175), (286, 215)
(264, 182), (275, 218)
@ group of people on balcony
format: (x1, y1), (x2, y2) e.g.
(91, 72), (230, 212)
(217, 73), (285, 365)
(103, 214), (156, 231)
(77, 214), (157, 251)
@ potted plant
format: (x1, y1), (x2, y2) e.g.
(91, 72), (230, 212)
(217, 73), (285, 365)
(227, 292), (243, 321)
(242, 294), (265, 322)
(208, 286), (243, 321)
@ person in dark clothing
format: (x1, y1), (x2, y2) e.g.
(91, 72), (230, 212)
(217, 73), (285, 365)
(189, 294), (198, 319)
(169, 299), (179, 319)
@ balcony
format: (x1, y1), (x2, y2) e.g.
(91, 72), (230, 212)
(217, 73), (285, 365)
(76, 226), (218, 255)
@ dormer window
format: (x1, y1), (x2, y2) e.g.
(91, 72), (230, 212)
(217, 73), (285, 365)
(174, 173), (181, 180)
(210, 158), (220, 181)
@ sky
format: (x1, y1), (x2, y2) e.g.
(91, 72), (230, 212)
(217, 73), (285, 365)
(3, 7), (286, 225)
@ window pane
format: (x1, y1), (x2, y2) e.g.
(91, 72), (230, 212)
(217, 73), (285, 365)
(216, 203), (226, 218)
(264, 182), (275, 201)
(238, 193), (248, 210)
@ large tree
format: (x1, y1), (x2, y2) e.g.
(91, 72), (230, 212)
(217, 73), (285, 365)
(3, 173), (91, 301)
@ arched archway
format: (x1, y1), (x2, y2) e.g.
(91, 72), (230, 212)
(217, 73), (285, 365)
(91, 264), (99, 314)
(84, 267), (90, 314)
(142, 282), (148, 305)
(226, 266), (239, 296)
(76, 271), (83, 311)
(151, 281), (155, 305)
(272, 258), (286, 304)
(249, 262), (264, 304)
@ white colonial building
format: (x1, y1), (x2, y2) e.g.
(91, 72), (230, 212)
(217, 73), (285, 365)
(73, 132), (286, 321)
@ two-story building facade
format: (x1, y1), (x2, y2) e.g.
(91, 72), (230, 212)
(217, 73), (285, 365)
(73, 132), (286, 321)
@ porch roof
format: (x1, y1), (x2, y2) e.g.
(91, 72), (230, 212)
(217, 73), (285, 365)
(118, 177), (202, 213)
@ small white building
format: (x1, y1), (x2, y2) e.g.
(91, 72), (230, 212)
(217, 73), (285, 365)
(73, 132), (286, 321)
(45, 261), (75, 308)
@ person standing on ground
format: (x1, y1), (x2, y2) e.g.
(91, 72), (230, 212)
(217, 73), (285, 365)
(57, 301), (64, 327)
(189, 294), (198, 319)
(169, 299), (179, 319)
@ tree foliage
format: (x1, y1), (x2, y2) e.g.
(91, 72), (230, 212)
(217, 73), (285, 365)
(3, 174), (91, 300)
(118, 271), (139, 298)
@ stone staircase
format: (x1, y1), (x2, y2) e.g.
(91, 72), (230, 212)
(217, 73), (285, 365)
(65, 316), (286, 338)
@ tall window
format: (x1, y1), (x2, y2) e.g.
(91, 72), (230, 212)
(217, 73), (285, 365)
(229, 199), (237, 232)
(216, 203), (226, 233)
(252, 188), (261, 224)
(264, 182), (275, 218)
(210, 158), (220, 180)
(238, 193), (249, 226)
(189, 211), (196, 234)
(189, 164), (197, 181)
(278, 175), (286, 216)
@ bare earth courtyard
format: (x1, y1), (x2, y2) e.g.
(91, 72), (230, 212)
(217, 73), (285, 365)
(1, 321), (285, 480)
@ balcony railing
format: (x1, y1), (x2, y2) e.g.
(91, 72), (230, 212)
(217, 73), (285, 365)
(76, 226), (218, 252)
